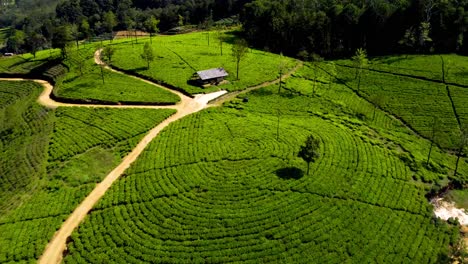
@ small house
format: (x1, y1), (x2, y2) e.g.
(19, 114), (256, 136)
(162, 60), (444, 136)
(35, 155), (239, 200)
(196, 68), (228, 87)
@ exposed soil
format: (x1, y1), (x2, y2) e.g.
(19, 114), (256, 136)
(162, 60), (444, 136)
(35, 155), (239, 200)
(114, 30), (150, 39)
(432, 198), (468, 225)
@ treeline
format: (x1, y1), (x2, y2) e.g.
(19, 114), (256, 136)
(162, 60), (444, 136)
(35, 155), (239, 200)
(2, 0), (468, 59)
(1, 0), (246, 55)
(241, 0), (468, 58)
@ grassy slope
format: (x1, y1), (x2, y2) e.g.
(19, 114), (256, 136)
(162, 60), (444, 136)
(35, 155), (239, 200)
(0, 80), (175, 263)
(55, 44), (180, 104)
(64, 74), (466, 262)
(0, 49), (61, 74)
(0, 43), (180, 104)
(110, 31), (298, 95)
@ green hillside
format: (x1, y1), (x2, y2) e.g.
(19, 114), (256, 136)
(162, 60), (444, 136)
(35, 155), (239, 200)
(0, 80), (175, 263)
(64, 68), (467, 262)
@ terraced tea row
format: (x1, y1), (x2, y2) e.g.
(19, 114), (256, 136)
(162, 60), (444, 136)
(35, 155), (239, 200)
(49, 108), (176, 162)
(366, 55), (468, 86)
(334, 64), (463, 149)
(65, 108), (455, 262)
(0, 81), (52, 213)
(0, 79), (177, 263)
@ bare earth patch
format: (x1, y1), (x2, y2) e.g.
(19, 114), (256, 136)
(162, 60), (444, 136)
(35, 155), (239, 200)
(432, 198), (468, 225)
(114, 30), (149, 39)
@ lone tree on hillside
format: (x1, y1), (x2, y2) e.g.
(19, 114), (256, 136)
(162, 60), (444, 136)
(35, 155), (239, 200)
(216, 27), (226, 56)
(232, 39), (249, 80)
(352, 48), (368, 92)
(298, 135), (321, 175)
(145, 16), (159, 44)
(103, 11), (117, 43)
(141, 42), (155, 69)
(102, 45), (116, 63)
(68, 49), (87, 76)
(278, 52), (287, 93)
(52, 25), (72, 58)
(25, 32), (46, 58)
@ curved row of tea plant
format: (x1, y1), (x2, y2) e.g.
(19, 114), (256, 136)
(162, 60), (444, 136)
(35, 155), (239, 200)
(0, 81), (52, 213)
(0, 80), (176, 263)
(48, 107), (175, 162)
(366, 54), (468, 87)
(333, 63), (464, 149)
(65, 101), (458, 262)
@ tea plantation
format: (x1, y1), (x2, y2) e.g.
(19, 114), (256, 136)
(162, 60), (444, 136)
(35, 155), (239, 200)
(323, 57), (468, 150)
(64, 74), (466, 262)
(1, 31), (468, 263)
(0, 81), (175, 263)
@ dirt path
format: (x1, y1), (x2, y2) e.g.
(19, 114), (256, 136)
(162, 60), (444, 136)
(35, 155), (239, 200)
(0, 78), (179, 109)
(16, 51), (302, 264)
(209, 62), (303, 106)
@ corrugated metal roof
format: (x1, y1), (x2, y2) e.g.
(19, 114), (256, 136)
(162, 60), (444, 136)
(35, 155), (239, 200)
(197, 68), (229, 80)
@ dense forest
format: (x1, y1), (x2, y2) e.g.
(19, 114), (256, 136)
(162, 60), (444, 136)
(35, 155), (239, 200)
(1, 0), (468, 58)
(242, 0), (468, 57)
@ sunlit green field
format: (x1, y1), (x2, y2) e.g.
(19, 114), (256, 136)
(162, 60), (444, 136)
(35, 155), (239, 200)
(56, 44), (180, 104)
(109, 31), (298, 94)
(0, 80), (175, 263)
(0, 31), (467, 263)
(326, 54), (468, 149)
(65, 74), (466, 263)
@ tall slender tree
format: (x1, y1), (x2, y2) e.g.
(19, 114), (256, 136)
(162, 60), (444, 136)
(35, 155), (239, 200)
(103, 11), (117, 42)
(278, 52), (286, 93)
(144, 16), (159, 44)
(231, 39), (248, 80)
(52, 25), (72, 58)
(141, 42), (155, 69)
(352, 48), (368, 92)
(216, 27), (226, 56)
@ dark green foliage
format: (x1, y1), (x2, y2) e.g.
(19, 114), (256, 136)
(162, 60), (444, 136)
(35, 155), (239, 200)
(52, 25), (72, 58)
(242, 0), (468, 57)
(298, 135), (320, 175)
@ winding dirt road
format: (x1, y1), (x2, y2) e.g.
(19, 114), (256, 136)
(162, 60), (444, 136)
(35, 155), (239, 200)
(0, 49), (301, 264)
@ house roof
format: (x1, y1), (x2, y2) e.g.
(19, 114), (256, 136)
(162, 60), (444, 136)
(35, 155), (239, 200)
(197, 68), (228, 80)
